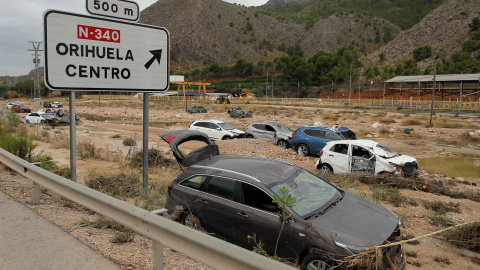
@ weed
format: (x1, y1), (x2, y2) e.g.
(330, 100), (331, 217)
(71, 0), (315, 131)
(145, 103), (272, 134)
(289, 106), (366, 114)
(379, 117), (395, 124)
(112, 134), (121, 138)
(428, 213), (457, 227)
(423, 201), (461, 214)
(123, 137), (135, 146)
(112, 231), (134, 243)
(322, 112), (339, 121)
(0, 124), (37, 160)
(77, 140), (96, 159)
(401, 117), (423, 126)
(433, 256), (451, 265)
(129, 148), (176, 168)
(400, 214), (410, 227)
(85, 170), (141, 198)
(405, 250), (417, 258)
(444, 222), (479, 252)
(369, 185), (384, 203)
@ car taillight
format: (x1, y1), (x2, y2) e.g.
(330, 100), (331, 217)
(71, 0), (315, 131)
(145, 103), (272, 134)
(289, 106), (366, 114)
(292, 132), (297, 137)
(319, 150), (323, 157)
(167, 182), (174, 191)
(164, 135), (176, 143)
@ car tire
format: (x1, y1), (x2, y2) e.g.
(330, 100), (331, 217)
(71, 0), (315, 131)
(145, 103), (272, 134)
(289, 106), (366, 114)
(222, 136), (232, 140)
(46, 109), (51, 113)
(20, 109), (25, 113)
(300, 253), (334, 270)
(182, 212), (203, 230)
(57, 109), (64, 117)
(296, 144), (310, 157)
(75, 114), (80, 121)
(40, 120), (45, 124)
(246, 134), (254, 139)
(277, 140), (288, 148)
(26, 119), (30, 124)
(319, 164), (333, 174)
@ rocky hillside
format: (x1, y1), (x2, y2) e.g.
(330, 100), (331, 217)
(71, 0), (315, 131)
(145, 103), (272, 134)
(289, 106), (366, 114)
(0, 67), (43, 87)
(140, 0), (401, 65)
(363, 0), (480, 69)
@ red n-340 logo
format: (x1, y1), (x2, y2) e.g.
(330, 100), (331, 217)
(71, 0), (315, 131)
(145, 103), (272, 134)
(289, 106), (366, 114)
(77, 25), (120, 43)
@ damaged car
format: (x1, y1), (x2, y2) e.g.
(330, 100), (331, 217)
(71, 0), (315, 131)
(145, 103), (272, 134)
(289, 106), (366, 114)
(315, 140), (418, 177)
(292, 125), (357, 157)
(245, 122), (293, 148)
(187, 105), (207, 114)
(228, 107), (253, 118)
(189, 119), (244, 140)
(160, 130), (406, 270)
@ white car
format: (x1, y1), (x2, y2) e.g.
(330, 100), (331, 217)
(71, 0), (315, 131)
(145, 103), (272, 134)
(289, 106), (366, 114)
(25, 112), (46, 124)
(51, 101), (63, 108)
(315, 140), (418, 177)
(6, 102), (19, 109)
(189, 119), (245, 140)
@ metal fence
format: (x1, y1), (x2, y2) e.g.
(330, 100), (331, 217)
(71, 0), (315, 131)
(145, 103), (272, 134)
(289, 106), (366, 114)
(81, 95), (479, 112)
(0, 147), (296, 270)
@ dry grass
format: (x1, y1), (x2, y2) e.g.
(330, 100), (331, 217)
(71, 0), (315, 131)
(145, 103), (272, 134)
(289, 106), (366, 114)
(321, 112), (339, 121)
(379, 117), (396, 124)
(51, 133), (70, 149)
(77, 140), (96, 159)
(85, 169), (141, 198)
(400, 117), (424, 126)
(444, 222), (480, 252)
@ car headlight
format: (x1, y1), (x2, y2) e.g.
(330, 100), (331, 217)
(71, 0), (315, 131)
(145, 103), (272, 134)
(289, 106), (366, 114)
(334, 240), (365, 255)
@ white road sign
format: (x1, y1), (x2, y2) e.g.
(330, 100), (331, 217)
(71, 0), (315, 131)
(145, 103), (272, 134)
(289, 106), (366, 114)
(86, 0), (139, 22)
(44, 10), (169, 92)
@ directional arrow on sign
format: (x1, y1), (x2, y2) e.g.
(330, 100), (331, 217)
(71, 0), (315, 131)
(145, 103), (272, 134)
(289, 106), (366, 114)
(144, 49), (163, 70)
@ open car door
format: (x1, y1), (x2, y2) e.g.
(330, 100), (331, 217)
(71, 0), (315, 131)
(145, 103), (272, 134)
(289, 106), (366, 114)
(159, 130), (219, 167)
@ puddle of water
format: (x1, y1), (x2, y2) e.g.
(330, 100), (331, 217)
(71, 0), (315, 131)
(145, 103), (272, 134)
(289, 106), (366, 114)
(417, 156), (480, 178)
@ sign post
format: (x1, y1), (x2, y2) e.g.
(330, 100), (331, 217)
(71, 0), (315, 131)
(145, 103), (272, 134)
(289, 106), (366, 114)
(44, 8), (169, 185)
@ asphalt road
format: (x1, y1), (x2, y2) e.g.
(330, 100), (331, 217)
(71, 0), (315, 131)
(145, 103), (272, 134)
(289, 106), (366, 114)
(0, 190), (120, 270)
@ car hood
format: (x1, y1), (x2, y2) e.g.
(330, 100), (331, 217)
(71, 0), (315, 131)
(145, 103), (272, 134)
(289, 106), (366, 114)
(229, 129), (245, 134)
(385, 154), (417, 165)
(308, 193), (398, 247)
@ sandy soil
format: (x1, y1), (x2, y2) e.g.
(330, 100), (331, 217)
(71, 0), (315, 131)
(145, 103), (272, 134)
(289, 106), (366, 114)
(1, 98), (480, 269)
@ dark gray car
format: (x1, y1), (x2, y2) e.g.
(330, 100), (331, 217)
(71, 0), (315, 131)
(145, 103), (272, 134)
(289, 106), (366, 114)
(245, 122), (293, 148)
(160, 130), (405, 270)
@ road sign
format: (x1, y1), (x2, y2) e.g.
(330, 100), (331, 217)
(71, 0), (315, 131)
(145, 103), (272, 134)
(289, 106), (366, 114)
(86, 0), (139, 22)
(44, 10), (169, 92)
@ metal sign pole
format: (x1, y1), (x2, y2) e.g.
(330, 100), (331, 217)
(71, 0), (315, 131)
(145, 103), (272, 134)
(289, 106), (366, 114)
(69, 92), (77, 182)
(143, 93), (149, 195)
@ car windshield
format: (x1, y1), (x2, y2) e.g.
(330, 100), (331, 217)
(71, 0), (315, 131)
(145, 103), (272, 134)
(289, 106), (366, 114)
(374, 143), (399, 158)
(19, 105), (27, 108)
(272, 123), (293, 132)
(268, 169), (341, 218)
(218, 122), (234, 130)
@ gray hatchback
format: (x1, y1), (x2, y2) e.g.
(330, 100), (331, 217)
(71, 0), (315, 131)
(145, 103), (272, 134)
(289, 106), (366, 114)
(160, 130), (405, 270)
(245, 122), (293, 148)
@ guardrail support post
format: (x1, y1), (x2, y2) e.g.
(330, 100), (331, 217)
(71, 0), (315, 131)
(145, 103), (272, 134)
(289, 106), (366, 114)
(33, 182), (40, 204)
(152, 241), (164, 270)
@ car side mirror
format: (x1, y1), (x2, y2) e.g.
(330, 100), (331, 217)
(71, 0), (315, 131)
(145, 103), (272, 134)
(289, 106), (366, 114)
(216, 128), (222, 131)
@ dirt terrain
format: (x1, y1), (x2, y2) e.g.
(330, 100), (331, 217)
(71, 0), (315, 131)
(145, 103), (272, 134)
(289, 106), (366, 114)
(1, 98), (480, 269)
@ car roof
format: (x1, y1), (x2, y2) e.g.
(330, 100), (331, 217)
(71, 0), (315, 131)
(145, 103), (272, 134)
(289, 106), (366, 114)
(298, 125), (332, 130)
(192, 119), (225, 124)
(192, 154), (298, 185)
(250, 122), (283, 125)
(326, 139), (378, 148)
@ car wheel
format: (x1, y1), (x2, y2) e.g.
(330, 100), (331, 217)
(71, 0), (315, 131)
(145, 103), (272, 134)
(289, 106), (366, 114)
(26, 119), (30, 124)
(40, 120), (45, 124)
(319, 164), (333, 174)
(277, 140), (288, 148)
(75, 114), (80, 121)
(20, 109), (25, 113)
(222, 136), (232, 140)
(182, 212), (202, 230)
(46, 109), (51, 113)
(296, 144), (310, 157)
(246, 134), (254, 139)
(57, 109), (64, 117)
(300, 253), (334, 270)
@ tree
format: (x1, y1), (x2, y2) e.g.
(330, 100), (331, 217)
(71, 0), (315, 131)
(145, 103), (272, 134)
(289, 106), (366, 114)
(469, 17), (480, 31)
(412, 46), (432, 61)
(462, 40), (478, 53)
(379, 52), (386, 62)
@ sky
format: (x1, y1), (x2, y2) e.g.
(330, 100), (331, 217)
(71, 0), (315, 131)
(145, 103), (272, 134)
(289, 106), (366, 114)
(0, 0), (269, 77)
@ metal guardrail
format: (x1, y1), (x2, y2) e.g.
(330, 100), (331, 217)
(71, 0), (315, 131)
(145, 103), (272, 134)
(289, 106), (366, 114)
(0, 147), (296, 270)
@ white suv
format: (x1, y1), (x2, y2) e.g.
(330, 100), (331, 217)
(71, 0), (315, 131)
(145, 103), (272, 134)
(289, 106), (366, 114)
(189, 119), (245, 140)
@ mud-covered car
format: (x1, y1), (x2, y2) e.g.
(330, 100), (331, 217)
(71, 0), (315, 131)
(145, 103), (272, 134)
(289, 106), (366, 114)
(11, 104), (31, 113)
(292, 125), (356, 157)
(160, 130), (406, 270)
(228, 107), (252, 118)
(315, 140), (418, 177)
(245, 122), (293, 148)
(40, 109), (80, 124)
(187, 105), (207, 114)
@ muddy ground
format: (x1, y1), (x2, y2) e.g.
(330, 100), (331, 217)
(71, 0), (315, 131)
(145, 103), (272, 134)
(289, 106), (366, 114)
(1, 98), (480, 269)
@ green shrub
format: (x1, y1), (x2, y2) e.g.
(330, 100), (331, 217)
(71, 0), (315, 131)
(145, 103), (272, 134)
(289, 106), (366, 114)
(122, 137), (134, 146)
(0, 125), (37, 160)
(428, 213), (457, 227)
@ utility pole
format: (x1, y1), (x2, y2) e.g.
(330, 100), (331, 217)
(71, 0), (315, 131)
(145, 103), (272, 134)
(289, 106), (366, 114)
(28, 41), (43, 106)
(428, 67), (436, 127)
(349, 63), (352, 106)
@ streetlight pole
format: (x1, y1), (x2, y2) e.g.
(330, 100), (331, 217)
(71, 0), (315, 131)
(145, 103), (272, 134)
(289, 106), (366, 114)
(349, 63), (352, 106)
